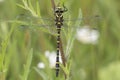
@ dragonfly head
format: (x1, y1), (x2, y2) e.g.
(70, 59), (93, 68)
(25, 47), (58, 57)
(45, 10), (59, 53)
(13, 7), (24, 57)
(54, 5), (67, 16)
(55, 7), (64, 16)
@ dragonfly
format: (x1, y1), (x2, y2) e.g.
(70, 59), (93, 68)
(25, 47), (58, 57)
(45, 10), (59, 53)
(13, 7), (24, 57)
(16, 5), (101, 77)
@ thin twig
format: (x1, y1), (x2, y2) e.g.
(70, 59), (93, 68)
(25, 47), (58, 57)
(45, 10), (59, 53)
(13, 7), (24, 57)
(50, 0), (56, 10)
(60, 38), (67, 79)
(60, 39), (66, 67)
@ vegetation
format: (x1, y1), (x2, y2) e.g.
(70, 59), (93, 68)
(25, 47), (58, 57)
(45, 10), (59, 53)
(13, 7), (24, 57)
(0, 0), (120, 80)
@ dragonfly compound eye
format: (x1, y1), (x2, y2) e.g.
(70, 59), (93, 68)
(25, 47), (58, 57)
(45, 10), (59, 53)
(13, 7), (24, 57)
(55, 7), (64, 13)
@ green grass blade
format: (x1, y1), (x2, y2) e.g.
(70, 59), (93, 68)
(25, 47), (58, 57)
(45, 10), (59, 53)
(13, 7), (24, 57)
(16, 4), (27, 10)
(0, 25), (15, 80)
(20, 48), (33, 80)
(36, 1), (41, 16)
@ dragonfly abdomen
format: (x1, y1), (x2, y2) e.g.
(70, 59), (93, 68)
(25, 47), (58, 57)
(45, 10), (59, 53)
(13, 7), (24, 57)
(55, 7), (64, 77)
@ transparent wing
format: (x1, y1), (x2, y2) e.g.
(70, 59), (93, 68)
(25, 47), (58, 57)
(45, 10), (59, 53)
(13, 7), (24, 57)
(15, 14), (56, 35)
(16, 13), (101, 22)
(15, 14), (101, 35)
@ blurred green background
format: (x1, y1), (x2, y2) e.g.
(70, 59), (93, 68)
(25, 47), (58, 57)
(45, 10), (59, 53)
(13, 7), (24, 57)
(0, 0), (120, 80)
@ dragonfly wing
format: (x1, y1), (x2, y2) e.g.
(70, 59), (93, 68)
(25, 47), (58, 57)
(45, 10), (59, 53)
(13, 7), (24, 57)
(17, 22), (57, 36)
(16, 14), (101, 36)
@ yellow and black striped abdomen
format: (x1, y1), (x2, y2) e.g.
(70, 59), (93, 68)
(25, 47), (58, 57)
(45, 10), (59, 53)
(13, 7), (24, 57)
(55, 10), (64, 77)
(54, 6), (67, 77)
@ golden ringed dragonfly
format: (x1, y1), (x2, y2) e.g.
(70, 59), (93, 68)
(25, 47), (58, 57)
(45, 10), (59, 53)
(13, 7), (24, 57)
(16, 5), (101, 77)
